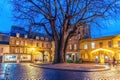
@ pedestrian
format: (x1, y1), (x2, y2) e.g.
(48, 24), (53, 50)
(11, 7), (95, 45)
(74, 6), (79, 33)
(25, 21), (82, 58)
(113, 57), (117, 67)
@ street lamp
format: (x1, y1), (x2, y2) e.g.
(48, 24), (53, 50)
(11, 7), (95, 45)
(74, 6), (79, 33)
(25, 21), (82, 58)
(30, 48), (35, 62)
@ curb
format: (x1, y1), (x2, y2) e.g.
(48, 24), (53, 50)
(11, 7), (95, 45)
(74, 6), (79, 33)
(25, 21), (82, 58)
(30, 64), (110, 72)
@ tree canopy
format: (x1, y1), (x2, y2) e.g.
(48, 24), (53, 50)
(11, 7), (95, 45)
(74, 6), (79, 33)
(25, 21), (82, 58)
(11, 0), (120, 63)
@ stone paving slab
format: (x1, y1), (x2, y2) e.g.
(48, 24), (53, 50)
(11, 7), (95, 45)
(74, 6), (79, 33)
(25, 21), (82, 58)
(30, 63), (110, 72)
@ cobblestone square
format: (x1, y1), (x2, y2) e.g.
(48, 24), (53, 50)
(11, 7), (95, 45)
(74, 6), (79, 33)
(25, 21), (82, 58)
(0, 63), (120, 80)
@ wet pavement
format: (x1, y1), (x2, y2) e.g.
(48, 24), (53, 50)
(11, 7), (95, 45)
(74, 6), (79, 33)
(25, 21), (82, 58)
(0, 63), (120, 80)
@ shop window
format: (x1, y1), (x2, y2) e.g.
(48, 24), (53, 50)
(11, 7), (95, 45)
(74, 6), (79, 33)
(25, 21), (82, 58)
(108, 41), (112, 48)
(91, 42), (95, 49)
(84, 44), (88, 49)
(5, 55), (17, 61)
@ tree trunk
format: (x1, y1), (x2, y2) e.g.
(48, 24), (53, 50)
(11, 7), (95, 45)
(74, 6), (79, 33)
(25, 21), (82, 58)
(53, 36), (68, 63)
(53, 40), (61, 63)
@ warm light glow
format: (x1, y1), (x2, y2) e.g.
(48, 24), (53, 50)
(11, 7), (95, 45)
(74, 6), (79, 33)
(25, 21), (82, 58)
(90, 48), (114, 54)
(30, 48), (35, 52)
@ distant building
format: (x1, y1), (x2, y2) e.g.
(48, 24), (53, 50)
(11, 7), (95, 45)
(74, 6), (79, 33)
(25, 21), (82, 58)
(0, 33), (10, 63)
(6, 26), (54, 63)
(66, 24), (91, 62)
(1, 24), (91, 63)
(80, 35), (120, 64)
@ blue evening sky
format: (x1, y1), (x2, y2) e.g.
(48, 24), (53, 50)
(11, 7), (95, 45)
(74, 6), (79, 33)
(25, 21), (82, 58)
(0, 0), (120, 38)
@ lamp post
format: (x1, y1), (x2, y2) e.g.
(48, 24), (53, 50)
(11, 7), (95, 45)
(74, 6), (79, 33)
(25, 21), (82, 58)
(30, 48), (35, 62)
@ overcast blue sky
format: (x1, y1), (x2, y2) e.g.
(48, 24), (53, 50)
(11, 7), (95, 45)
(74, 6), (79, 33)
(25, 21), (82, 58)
(0, 0), (120, 38)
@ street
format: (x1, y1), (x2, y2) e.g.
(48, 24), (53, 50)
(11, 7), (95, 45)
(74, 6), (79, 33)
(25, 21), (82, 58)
(0, 63), (120, 80)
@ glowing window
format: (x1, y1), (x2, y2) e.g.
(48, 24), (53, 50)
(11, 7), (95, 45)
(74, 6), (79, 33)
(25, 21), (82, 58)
(70, 44), (72, 50)
(108, 41), (112, 48)
(84, 44), (88, 49)
(118, 41), (120, 47)
(16, 41), (19, 45)
(16, 33), (20, 38)
(91, 42), (95, 49)
(74, 44), (77, 50)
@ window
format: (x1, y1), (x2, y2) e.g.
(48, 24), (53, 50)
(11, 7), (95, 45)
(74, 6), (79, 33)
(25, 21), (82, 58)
(118, 41), (120, 47)
(70, 44), (72, 50)
(41, 37), (44, 40)
(74, 44), (77, 50)
(108, 41), (112, 48)
(45, 38), (49, 41)
(84, 44), (88, 49)
(36, 36), (39, 40)
(16, 33), (20, 38)
(0, 48), (3, 53)
(25, 41), (27, 46)
(91, 42), (95, 49)
(36, 43), (39, 47)
(99, 42), (103, 48)
(20, 41), (24, 45)
(24, 35), (27, 38)
(16, 41), (19, 45)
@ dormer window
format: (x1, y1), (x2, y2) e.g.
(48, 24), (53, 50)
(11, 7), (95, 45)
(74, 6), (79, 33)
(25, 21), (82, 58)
(41, 37), (44, 40)
(24, 35), (27, 38)
(45, 38), (48, 41)
(16, 33), (20, 38)
(36, 36), (39, 40)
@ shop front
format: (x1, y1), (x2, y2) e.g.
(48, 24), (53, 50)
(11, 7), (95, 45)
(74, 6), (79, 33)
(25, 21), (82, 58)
(20, 54), (31, 62)
(66, 52), (80, 62)
(4, 54), (17, 62)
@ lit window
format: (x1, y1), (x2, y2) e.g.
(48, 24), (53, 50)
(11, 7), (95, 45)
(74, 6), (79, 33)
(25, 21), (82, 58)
(84, 44), (88, 49)
(41, 37), (44, 40)
(16, 33), (20, 38)
(16, 41), (19, 45)
(74, 44), (77, 50)
(70, 44), (72, 50)
(118, 41), (120, 47)
(108, 41), (112, 48)
(36, 36), (39, 40)
(91, 42), (95, 49)
(24, 35), (27, 38)
(25, 41), (27, 46)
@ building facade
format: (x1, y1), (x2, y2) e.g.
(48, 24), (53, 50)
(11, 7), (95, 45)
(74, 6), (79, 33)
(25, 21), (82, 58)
(80, 35), (120, 64)
(1, 24), (91, 63)
(66, 24), (91, 62)
(0, 33), (10, 63)
(3, 26), (54, 63)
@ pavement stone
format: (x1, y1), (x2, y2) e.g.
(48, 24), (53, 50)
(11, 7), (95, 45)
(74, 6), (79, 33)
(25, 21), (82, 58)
(0, 63), (120, 80)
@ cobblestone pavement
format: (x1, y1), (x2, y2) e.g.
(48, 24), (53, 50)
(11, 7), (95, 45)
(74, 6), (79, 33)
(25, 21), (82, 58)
(0, 63), (120, 80)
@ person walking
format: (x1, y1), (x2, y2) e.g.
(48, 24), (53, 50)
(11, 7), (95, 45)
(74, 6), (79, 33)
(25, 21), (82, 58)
(113, 57), (117, 67)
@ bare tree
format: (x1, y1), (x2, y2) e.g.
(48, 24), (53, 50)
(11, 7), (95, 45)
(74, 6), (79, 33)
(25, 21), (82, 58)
(11, 0), (120, 63)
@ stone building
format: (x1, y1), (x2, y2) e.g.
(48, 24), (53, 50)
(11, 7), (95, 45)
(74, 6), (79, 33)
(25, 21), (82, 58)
(5, 26), (53, 63)
(80, 35), (120, 64)
(0, 33), (10, 63)
(66, 24), (91, 62)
